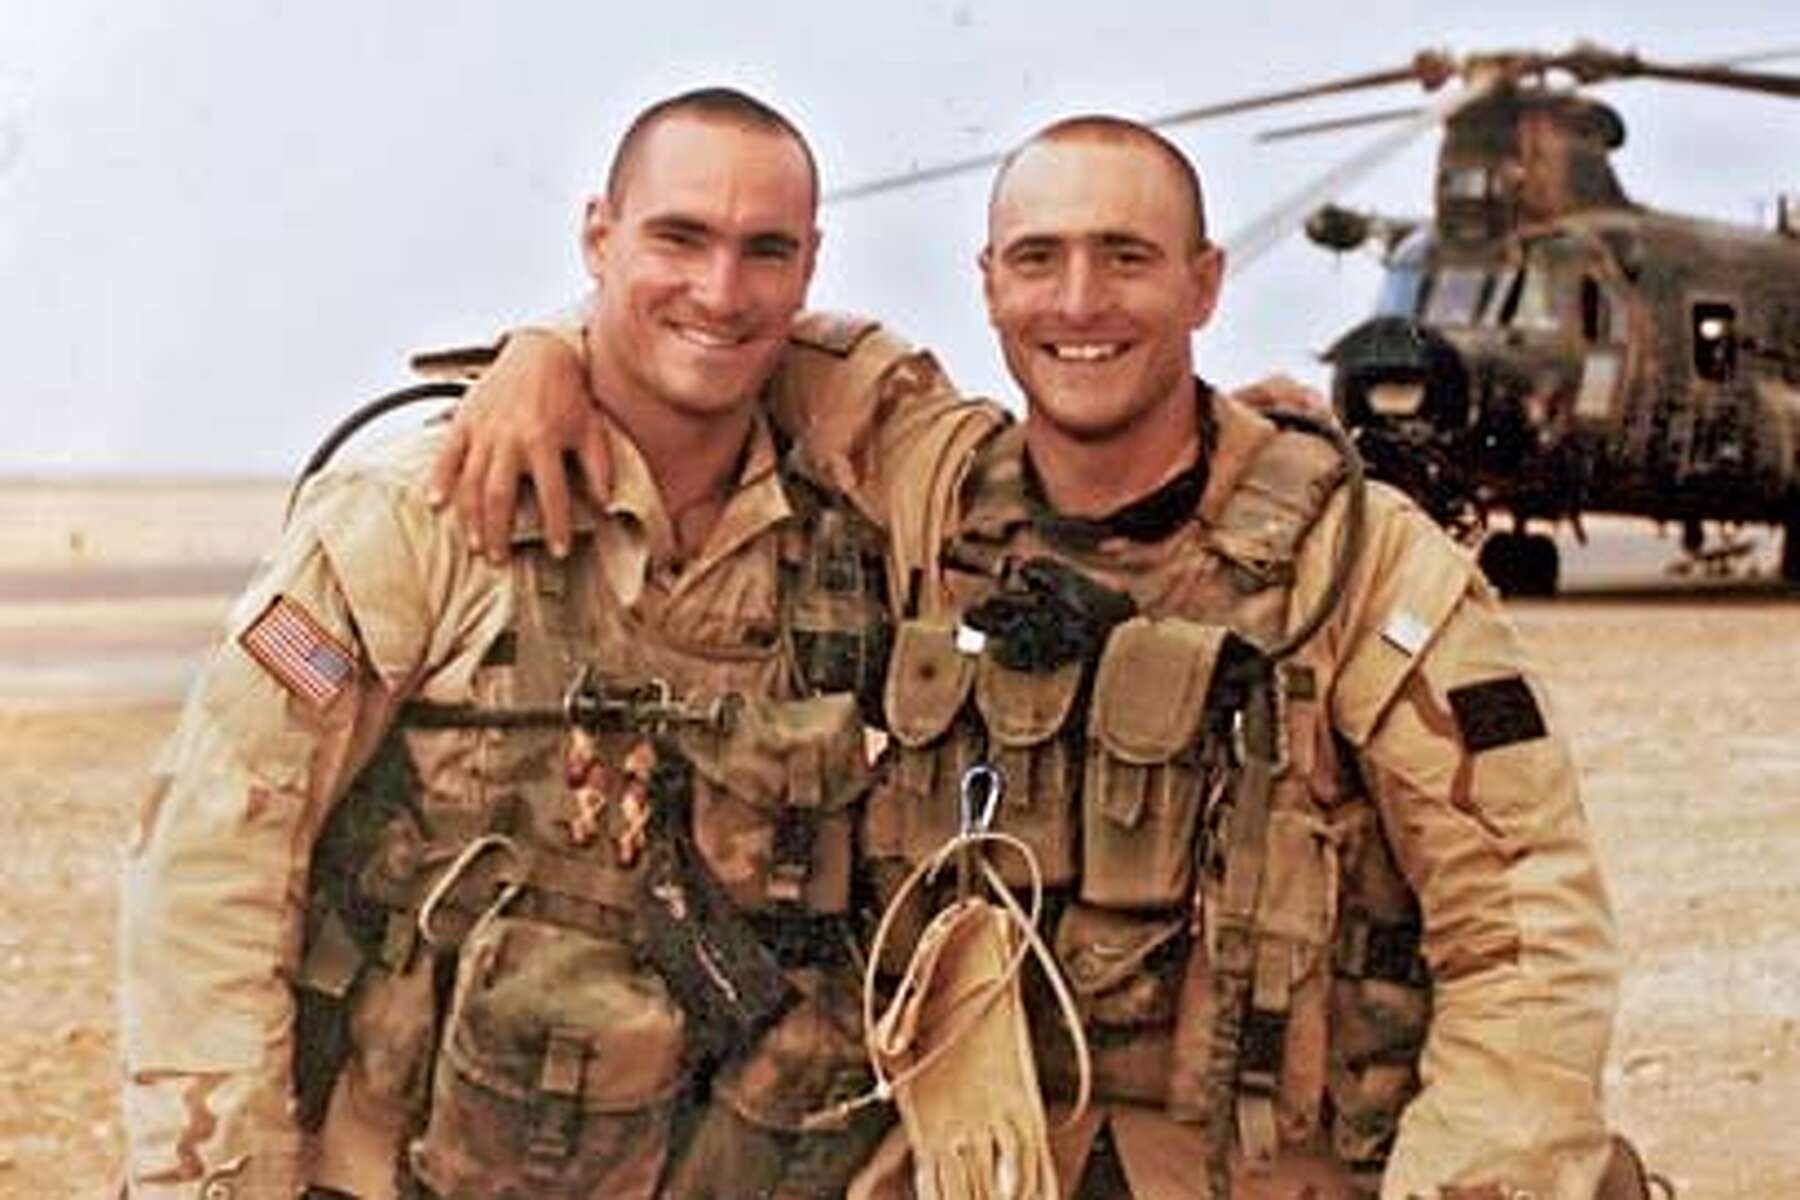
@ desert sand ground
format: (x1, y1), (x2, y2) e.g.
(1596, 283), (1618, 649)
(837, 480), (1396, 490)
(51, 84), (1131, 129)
(0, 479), (1795, 1197)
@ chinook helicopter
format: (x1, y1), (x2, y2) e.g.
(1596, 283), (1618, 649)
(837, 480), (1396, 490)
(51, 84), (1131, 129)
(831, 43), (1800, 596)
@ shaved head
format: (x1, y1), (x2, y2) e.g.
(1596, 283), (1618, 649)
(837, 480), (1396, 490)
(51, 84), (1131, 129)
(606, 86), (819, 213)
(990, 115), (1208, 250)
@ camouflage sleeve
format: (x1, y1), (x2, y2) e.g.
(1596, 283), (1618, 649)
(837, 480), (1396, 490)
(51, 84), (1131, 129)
(1320, 489), (1619, 1199)
(766, 321), (1007, 535)
(117, 449), (489, 1197)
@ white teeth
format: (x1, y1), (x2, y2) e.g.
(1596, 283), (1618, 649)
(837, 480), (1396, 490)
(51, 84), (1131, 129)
(673, 324), (741, 349)
(1047, 342), (1124, 362)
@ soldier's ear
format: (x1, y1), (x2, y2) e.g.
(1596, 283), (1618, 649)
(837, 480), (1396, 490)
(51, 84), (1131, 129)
(978, 245), (998, 321)
(1186, 242), (1224, 331)
(581, 196), (615, 283)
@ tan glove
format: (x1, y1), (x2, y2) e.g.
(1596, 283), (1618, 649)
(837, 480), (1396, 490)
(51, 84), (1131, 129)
(847, 831), (1088, 1200)
(871, 895), (1055, 1200)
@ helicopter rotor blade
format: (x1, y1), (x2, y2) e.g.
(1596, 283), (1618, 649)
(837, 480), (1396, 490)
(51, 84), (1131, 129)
(1221, 74), (1499, 277)
(1256, 104), (1425, 142)
(1692, 46), (1800, 70)
(822, 43), (1800, 207)
(1541, 43), (1800, 98)
(1614, 58), (1800, 99)
(825, 54), (1451, 203)
(1142, 57), (1444, 132)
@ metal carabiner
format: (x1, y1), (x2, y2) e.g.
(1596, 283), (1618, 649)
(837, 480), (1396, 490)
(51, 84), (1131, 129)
(959, 763), (1003, 835)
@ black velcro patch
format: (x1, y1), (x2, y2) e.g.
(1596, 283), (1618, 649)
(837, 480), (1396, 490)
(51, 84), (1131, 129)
(1447, 676), (1546, 753)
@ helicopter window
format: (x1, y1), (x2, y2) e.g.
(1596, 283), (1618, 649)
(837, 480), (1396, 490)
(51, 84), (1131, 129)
(1692, 302), (1737, 383)
(1576, 351), (1621, 420)
(1508, 267), (1559, 333)
(1580, 277), (1614, 342)
(1421, 266), (1489, 326)
(1443, 166), (1491, 200)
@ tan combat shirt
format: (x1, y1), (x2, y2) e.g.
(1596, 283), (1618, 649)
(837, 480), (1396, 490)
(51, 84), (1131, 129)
(117, 404), (808, 1198)
(782, 343), (1621, 1199)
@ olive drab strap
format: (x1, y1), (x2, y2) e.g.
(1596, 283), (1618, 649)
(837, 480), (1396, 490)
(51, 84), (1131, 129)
(1203, 655), (1284, 1197)
(1195, 415), (1366, 1196)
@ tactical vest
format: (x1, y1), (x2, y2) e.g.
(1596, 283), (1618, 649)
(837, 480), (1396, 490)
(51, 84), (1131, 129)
(293, 321), (902, 1199)
(864, 409), (1432, 1196)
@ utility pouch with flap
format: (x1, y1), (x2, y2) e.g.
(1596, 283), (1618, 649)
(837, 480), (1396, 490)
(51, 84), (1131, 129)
(1083, 617), (1230, 908)
(881, 619), (980, 864)
(1054, 903), (1189, 1030)
(683, 691), (869, 914)
(969, 653), (1083, 886)
(410, 916), (686, 1199)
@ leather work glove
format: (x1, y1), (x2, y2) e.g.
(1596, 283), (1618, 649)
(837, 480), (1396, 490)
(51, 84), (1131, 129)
(861, 897), (1058, 1200)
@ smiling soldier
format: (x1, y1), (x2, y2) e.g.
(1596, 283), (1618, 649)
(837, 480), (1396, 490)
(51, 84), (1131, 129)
(117, 88), (982, 1199)
(436, 112), (1643, 1199)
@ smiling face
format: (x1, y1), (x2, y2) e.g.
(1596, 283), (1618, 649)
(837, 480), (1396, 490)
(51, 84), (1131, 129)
(982, 133), (1222, 445)
(582, 112), (819, 424)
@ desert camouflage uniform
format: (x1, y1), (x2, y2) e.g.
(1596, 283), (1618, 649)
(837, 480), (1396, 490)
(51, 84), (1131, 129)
(116, 320), (975, 1199)
(770, 336), (1620, 1198)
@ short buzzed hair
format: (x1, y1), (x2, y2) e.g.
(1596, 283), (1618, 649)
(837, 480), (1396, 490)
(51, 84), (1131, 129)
(605, 87), (819, 211)
(992, 114), (1209, 248)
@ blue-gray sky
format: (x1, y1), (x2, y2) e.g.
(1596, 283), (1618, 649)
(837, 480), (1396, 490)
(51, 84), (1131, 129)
(3, 1), (1796, 476)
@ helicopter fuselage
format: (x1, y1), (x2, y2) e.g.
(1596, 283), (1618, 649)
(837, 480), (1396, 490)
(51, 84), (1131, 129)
(1345, 207), (1800, 537)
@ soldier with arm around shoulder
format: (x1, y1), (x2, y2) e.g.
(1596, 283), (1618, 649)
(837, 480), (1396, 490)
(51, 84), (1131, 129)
(433, 118), (1633, 1200)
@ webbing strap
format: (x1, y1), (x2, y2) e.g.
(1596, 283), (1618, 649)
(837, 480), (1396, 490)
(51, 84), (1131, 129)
(1204, 665), (1281, 1197)
(524, 1027), (587, 1179)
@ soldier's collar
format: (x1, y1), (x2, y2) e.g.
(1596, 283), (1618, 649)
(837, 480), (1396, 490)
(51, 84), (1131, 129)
(1017, 379), (1219, 549)
(507, 406), (785, 550)
(1194, 386), (1280, 527)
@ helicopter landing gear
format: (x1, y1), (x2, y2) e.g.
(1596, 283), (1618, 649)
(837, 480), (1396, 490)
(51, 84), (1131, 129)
(1479, 530), (1560, 597)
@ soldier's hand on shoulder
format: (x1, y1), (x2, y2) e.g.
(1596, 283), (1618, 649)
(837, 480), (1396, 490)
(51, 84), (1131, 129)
(427, 326), (608, 563)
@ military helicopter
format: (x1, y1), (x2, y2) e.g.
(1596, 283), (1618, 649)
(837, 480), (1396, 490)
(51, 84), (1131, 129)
(831, 44), (1800, 596)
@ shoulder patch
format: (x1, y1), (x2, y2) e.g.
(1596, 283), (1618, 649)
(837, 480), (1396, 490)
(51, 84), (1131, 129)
(1447, 676), (1546, 753)
(239, 595), (355, 708)
(789, 311), (881, 356)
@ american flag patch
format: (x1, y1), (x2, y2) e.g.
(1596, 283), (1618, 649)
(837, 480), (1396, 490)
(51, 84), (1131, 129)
(239, 595), (355, 708)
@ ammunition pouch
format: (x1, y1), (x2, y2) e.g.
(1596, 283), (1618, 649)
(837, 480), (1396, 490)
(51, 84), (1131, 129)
(1083, 617), (1231, 908)
(1056, 905), (1188, 1030)
(681, 691), (869, 914)
(1039, 904), (1191, 1107)
(409, 914), (686, 1199)
(880, 619), (1082, 887)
